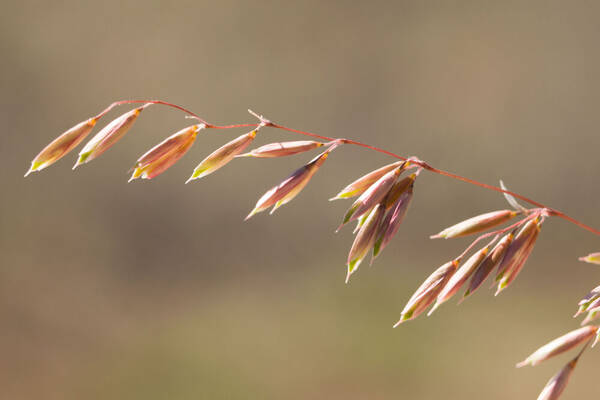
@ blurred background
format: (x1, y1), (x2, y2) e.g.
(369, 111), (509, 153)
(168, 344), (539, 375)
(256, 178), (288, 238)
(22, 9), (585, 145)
(2, 0), (600, 398)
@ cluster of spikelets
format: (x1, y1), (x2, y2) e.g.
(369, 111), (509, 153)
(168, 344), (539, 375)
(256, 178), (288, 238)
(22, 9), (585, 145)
(24, 104), (335, 212)
(515, 252), (600, 399)
(26, 101), (600, 400)
(574, 255), (600, 326)
(394, 191), (547, 326)
(24, 103), (423, 281)
(330, 159), (419, 282)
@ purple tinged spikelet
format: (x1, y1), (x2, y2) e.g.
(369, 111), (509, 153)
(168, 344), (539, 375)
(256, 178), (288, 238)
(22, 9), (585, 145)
(74, 104), (150, 168)
(337, 166), (404, 231)
(129, 124), (203, 182)
(187, 129), (258, 182)
(245, 147), (333, 219)
(394, 259), (459, 326)
(236, 140), (324, 158)
(330, 161), (405, 201)
(463, 232), (514, 299)
(516, 326), (598, 368)
(495, 218), (540, 283)
(496, 218), (541, 295)
(536, 351), (583, 400)
(573, 285), (600, 317)
(372, 185), (414, 260)
(346, 204), (385, 283)
(383, 174), (416, 210)
(26, 117), (98, 176)
(431, 209), (518, 239)
(429, 243), (490, 315)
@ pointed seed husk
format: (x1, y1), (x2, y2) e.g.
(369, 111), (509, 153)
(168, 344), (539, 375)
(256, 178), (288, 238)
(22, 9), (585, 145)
(431, 209), (517, 239)
(394, 259), (459, 326)
(330, 161), (405, 201)
(516, 326), (598, 367)
(74, 105), (149, 168)
(245, 147), (333, 219)
(463, 232), (514, 299)
(237, 140), (324, 158)
(346, 204), (385, 283)
(26, 117), (97, 176)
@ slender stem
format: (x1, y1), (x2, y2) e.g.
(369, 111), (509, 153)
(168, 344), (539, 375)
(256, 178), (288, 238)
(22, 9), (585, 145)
(100, 99), (600, 237)
(93, 100), (209, 124)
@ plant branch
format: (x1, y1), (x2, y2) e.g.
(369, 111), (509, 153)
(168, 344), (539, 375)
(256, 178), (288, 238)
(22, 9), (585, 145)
(99, 99), (600, 237)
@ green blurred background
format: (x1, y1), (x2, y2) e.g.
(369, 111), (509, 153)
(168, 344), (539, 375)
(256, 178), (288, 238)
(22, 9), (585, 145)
(2, 0), (600, 398)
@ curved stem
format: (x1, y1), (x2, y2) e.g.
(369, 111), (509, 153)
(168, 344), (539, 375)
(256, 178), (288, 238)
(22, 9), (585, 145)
(100, 99), (600, 237)
(93, 100), (209, 124)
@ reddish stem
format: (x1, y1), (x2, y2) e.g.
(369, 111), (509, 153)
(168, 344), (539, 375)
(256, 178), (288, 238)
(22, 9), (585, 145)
(99, 100), (600, 237)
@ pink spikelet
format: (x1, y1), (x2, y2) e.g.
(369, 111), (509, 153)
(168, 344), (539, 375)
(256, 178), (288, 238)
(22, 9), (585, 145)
(74, 104), (151, 168)
(246, 144), (338, 220)
(26, 117), (98, 176)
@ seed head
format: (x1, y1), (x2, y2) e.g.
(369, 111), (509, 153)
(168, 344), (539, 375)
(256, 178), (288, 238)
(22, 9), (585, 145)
(574, 285), (600, 317)
(25, 117), (97, 176)
(346, 204), (385, 283)
(431, 210), (517, 239)
(330, 161), (405, 201)
(338, 166), (403, 231)
(74, 105), (149, 168)
(236, 140), (324, 158)
(129, 125), (203, 181)
(496, 218), (541, 295)
(463, 232), (514, 299)
(187, 129), (259, 183)
(516, 326), (597, 368)
(372, 186), (414, 260)
(429, 243), (490, 315)
(535, 353), (583, 400)
(394, 259), (459, 326)
(495, 218), (540, 282)
(245, 147), (334, 219)
(383, 174), (416, 210)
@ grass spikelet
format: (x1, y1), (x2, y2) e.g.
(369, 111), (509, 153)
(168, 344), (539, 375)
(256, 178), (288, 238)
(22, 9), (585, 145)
(431, 210), (517, 239)
(495, 218), (541, 295)
(429, 242), (491, 315)
(187, 129), (260, 182)
(516, 326), (597, 368)
(346, 204), (385, 283)
(330, 161), (405, 201)
(535, 348), (586, 400)
(25, 117), (97, 176)
(574, 285), (600, 317)
(236, 140), (324, 158)
(495, 218), (540, 282)
(74, 104), (150, 168)
(394, 259), (459, 326)
(129, 124), (203, 181)
(245, 146), (335, 220)
(372, 186), (413, 260)
(463, 232), (514, 299)
(337, 166), (403, 231)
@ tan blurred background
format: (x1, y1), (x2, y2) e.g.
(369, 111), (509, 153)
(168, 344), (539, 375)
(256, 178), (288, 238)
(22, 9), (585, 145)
(2, 0), (600, 399)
